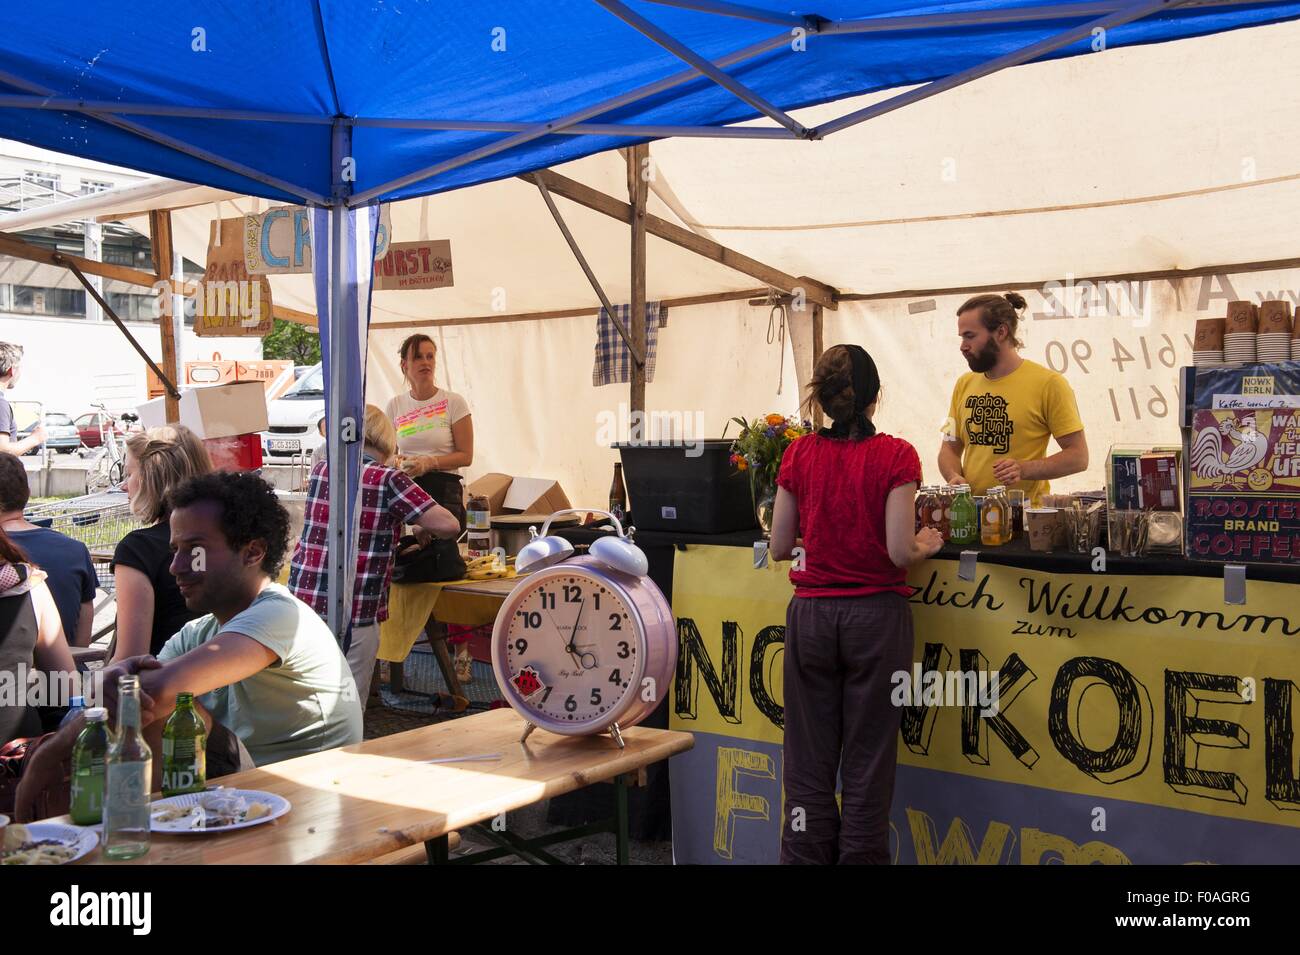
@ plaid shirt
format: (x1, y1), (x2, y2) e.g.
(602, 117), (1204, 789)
(287, 459), (434, 628)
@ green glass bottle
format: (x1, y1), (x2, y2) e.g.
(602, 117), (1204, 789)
(162, 692), (207, 796)
(69, 707), (111, 825)
(949, 484), (979, 545)
(104, 675), (151, 860)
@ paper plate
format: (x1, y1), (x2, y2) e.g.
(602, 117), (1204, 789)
(2, 822), (98, 865)
(149, 789), (291, 834)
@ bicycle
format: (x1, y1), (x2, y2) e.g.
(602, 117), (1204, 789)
(82, 402), (138, 493)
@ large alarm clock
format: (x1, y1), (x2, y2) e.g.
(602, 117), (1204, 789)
(491, 508), (677, 747)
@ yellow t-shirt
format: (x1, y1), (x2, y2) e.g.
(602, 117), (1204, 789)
(944, 359), (1084, 503)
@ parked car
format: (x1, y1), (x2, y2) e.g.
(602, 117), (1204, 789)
(21, 412), (81, 455)
(260, 363), (325, 459)
(74, 411), (126, 449)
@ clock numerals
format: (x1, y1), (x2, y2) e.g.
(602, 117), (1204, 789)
(590, 688), (602, 706)
(608, 668), (622, 684)
(540, 686), (552, 704)
(513, 638), (528, 654)
(519, 610), (542, 629)
(563, 584), (583, 603)
(594, 592), (601, 611)
(538, 589), (556, 610)
(565, 694), (577, 713)
(617, 641), (631, 659)
(609, 613), (622, 631)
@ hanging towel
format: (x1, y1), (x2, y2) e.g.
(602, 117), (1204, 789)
(593, 302), (667, 385)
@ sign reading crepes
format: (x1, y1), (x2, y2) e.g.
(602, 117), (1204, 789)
(373, 240), (453, 291)
(243, 204), (392, 274)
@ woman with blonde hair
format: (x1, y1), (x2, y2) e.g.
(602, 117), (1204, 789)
(288, 404), (459, 704)
(110, 425), (212, 662)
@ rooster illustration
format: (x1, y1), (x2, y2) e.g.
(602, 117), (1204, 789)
(1192, 413), (1271, 490)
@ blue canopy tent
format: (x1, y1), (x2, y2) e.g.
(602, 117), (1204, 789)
(2, 0), (1298, 636)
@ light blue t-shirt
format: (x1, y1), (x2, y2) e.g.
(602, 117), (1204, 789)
(158, 584), (362, 765)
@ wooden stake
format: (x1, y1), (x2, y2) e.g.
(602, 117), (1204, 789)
(628, 145), (649, 415)
(149, 210), (181, 424)
(811, 302), (824, 431)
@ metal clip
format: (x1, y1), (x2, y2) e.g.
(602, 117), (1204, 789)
(753, 540), (769, 570)
(959, 550), (979, 582)
(1224, 564), (1247, 606)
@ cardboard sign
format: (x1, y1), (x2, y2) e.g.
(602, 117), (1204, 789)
(243, 204), (392, 274)
(196, 218), (274, 337)
(373, 240), (453, 291)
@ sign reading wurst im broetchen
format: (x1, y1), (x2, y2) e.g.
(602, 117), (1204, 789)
(372, 240), (453, 291)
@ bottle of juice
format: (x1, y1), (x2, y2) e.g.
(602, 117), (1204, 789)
(935, 486), (953, 541)
(915, 485), (934, 533)
(69, 707), (111, 825)
(162, 692), (207, 797)
(104, 675), (152, 860)
(981, 485), (1011, 546)
(949, 484), (978, 545)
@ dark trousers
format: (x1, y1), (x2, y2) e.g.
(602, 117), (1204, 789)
(781, 592), (913, 865)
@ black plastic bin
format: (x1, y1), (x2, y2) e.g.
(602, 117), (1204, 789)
(614, 440), (757, 534)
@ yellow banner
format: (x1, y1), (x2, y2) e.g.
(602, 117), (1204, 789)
(670, 545), (1300, 831)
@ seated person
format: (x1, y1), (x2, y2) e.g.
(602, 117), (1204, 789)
(13, 470), (363, 806)
(0, 452), (97, 647)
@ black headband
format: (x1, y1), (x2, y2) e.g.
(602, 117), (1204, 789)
(818, 344), (880, 440)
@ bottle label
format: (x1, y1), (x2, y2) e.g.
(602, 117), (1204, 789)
(467, 509), (490, 531)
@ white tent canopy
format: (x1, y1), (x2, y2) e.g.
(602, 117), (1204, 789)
(4, 18), (1299, 505)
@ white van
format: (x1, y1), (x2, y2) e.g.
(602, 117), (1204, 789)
(260, 363), (325, 459)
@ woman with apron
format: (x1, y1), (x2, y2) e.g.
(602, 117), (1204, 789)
(384, 334), (477, 679)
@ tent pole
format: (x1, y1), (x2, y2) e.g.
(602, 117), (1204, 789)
(347, 29), (794, 205)
(815, 0), (1184, 138)
(149, 210), (181, 424)
(324, 120), (353, 641)
(532, 173), (642, 363)
(811, 302), (824, 431)
(628, 145), (649, 414)
(594, 0), (810, 138)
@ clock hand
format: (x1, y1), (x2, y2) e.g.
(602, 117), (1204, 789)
(542, 605), (584, 669)
(567, 597), (588, 654)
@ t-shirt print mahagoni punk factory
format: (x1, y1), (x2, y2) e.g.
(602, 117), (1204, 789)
(384, 388), (471, 472)
(944, 358), (1083, 503)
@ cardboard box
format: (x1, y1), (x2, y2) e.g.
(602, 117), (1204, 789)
(204, 433), (263, 472)
(466, 472), (570, 516)
(179, 381), (269, 440)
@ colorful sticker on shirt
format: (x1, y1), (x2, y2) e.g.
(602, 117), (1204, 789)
(394, 398), (450, 438)
(963, 394), (1014, 454)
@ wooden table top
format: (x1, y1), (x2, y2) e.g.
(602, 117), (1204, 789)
(53, 707), (692, 865)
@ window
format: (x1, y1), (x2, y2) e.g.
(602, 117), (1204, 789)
(80, 179), (113, 195)
(11, 286), (85, 317)
(20, 169), (60, 196)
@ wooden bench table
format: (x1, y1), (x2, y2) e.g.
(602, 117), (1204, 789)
(52, 707), (692, 865)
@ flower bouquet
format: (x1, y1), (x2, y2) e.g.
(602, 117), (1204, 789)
(728, 413), (811, 535)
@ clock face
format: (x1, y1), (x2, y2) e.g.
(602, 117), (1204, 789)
(501, 569), (641, 727)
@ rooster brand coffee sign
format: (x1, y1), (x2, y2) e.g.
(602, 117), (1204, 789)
(1188, 407), (1300, 561)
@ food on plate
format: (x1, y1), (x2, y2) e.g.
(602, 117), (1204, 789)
(1, 824), (81, 865)
(151, 791), (275, 829)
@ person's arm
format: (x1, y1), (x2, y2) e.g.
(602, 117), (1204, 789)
(30, 580), (76, 674)
(12, 717), (81, 821)
(111, 565), (156, 663)
(938, 438), (967, 484)
(136, 631), (278, 729)
(770, 486), (799, 562)
(73, 599), (93, 648)
(885, 483), (945, 568)
(993, 430), (1089, 485)
(0, 427), (45, 455)
(415, 503), (461, 539)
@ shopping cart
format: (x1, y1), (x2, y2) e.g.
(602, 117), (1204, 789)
(24, 491), (144, 570)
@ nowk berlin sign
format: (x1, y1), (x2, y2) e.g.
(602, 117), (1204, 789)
(668, 545), (1300, 864)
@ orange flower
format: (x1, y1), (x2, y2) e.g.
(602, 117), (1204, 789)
(765, 413), (785, 427)
(784, 428), (800, 440)
(736, 457), (749, 471)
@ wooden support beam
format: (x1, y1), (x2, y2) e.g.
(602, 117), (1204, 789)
(811, 302), (824, 431)
(0, 230), (161, 288)
(628, 146), (649, 414)
(525, 169), (838, 309)
(149, 210), (180, 423)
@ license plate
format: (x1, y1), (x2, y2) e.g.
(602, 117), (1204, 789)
(268, 439), (301, 452)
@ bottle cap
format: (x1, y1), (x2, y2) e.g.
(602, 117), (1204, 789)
(84, 707), (108, 721)
(69, 695), (85, 707)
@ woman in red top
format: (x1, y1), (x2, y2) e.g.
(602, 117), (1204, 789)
(771, 344), (943, 864)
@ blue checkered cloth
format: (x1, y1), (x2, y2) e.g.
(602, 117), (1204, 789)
(593, 301), (667, 386)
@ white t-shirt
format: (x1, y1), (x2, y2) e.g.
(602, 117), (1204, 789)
(384, 388), (471, 472)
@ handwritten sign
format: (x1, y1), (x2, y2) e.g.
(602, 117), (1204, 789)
(197, 218), (274, 338)
(372, 239), (453, 291)
(244, 205), (392, 275)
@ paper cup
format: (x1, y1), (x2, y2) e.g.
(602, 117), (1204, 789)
(1026, 508), (1061, 552)
(1225, 301), (1258, 334)
(1194, 317), (1226, 352)
(1259, 300), (1293, 334)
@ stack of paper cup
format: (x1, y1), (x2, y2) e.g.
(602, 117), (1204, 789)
(1223, 301), (1258, 365)
(1192, 317), (1225, 367)
(1257, 301), (1294, 363)
(1294, 322), (1300, 361)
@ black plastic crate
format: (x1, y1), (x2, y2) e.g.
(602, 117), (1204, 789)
(614, 440), (757, 534)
